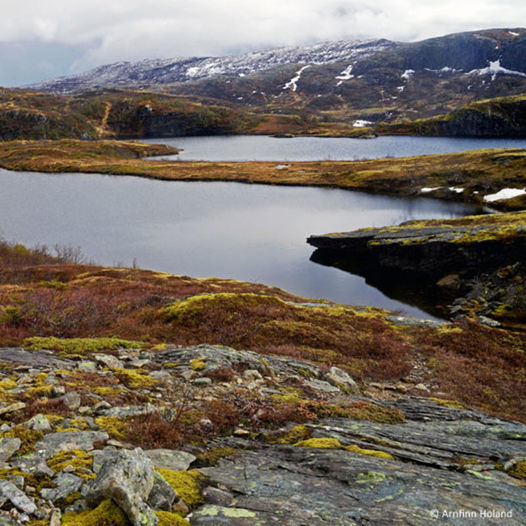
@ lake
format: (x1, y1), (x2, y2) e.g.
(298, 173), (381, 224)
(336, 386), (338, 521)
(0, 167), (483, 319)
(142, 134), (526, 161)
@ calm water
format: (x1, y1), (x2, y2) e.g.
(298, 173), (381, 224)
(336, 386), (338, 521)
(142, 135), (526, 161)
(0, 168), (482, 319)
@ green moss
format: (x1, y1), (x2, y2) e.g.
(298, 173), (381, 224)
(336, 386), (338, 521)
(272, 425), (312, 444)
(47, 449), (95, 481)
(345, 444), (394, 460)
(114, 368), (159, 390)
(428, 397), (465, 410)
(155, 511), (190, 526)
(61, 499), (129, 526)
(271, 393), (302, 404)
(157, 469), (205, 509)
(1, 426), (44, 455)
(507, 461), (526, 479)
(195, 448), (236, 466)
(95, 416), (127, 440)
(94, 387), (126, 398)
(294, 437), (343, 449)
(190, 358), (207, 371)
(23, 336), (144, 357)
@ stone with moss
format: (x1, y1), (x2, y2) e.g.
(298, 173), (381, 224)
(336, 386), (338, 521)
(156, 469), (204, 509)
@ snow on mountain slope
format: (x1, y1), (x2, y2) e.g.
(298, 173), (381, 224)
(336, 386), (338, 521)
(29, 39), (396, 93)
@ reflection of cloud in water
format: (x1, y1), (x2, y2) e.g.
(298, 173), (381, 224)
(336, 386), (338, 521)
(0, 169), (480, 318)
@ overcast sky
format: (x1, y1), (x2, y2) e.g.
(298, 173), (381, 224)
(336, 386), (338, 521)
(1, 0), (525, 86)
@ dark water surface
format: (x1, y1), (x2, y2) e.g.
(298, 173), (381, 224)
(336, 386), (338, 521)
(0, 168), (483, 319)
(142, 134), (526, 161)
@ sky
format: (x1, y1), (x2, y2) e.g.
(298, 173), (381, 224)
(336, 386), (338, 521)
(1, 0), (525, 86)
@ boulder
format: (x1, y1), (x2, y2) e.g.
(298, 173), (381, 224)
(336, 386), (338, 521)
(84, 448), (157, 526)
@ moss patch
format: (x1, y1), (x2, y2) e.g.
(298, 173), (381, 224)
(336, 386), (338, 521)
(24, 336), (144, 357)
(155, 511), (190, 526)
(61, 499), (129, 525)
(157, 469), (205, 509)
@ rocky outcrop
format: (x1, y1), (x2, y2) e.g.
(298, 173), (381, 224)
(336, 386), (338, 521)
(308, 212), (526, 323)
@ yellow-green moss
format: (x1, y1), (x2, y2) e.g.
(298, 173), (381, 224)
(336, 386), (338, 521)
(114, 368), (159, 390)
(429, 397), (465, 410)
(47, 449), (94, 481)
(294, 437), (343, 449)
(61, 499), (129, 526)
(0, 379), (17, 390)
(190, 358), (207, 371)
(345, 444), (394, 460)
(155, 511), (190, 526)
(94, 387), (126, 398)
(271, 425), (313, 444)
(1, 426), (44, 455)
(157, 469), (205, 509)
(23, 385), (53, 399)
(23, 336), (144, 357)
(272, 393), (302, 404)
(507, 461), (526, 479)
(95, 416), (127, 440)
(195, 448), (236, 466)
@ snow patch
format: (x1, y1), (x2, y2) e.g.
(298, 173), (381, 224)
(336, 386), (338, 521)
(283, 65), (310, 92)
(274, 164), (290, 170)
(396, 85), (405, 92)
(509, 31), (519, 36)
(483, 188), (526, 202)
(449, 187), (464, 194)
(401, 69), (414, 80)
(353, 120), (372, 128)
(467, 60), (526, 81)
(420, 187), (442, 193)
(335, 64), (354, 85)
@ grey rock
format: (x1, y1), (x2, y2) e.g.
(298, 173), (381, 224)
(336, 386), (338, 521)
(34, 431), (109, 459)
(59, 392), (81, 410)
(193, 377), (212, 387)
(190, 505), (261, 525)
(40, 473), (83, 501)
(304, 378), (340, 393)
(100, 404), (157, 418)
(146, 471), (177, 511)
(49, 509), (61, 526)
(202, 486), (234, 506)
(0, 402), (25, 416)
(0, 348), (73, 369)
(324, 366), (359, 393)
(94, 354), (123, 369)
(0, 514), (21, 525)
(26, 414), (51, 432)
(0, 479), (37, 514)
(0, 438), (21, 462)
(145, 449), (196, 471)
(11, 454), (54, 478)
(148, 370), (172, 381)
(84, 448), (157, 526)
(51, 385), (66, 397)
(78, 361), (97, 372)
(242, 369), (262, 382)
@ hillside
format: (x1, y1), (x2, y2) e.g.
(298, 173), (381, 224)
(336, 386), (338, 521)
(381, 93), (526, 137)
(27, 28), (526, 126)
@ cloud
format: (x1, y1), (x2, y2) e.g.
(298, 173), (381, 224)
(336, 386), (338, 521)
(0, 0), (525, 84)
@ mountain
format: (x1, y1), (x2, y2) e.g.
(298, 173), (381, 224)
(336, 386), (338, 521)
(28, 29), (526, 123)
(29, 39), (396, 93)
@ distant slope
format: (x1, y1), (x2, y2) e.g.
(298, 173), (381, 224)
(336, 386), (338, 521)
(381, 94), (526, 137)
(26, 28), (526, 125)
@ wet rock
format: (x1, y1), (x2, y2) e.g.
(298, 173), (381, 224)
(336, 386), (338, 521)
(0, 439), (21, 462)
(0, 480), (36, 515)
(324, 366), (359, 393)
(145, 449), (196, 471)
(34, 431), (109, 459)
(84, 448), (157, 526)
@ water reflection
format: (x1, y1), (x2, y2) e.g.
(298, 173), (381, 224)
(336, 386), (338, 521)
(0, 169), (483, 319)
